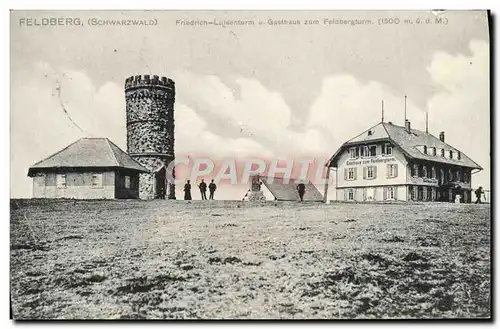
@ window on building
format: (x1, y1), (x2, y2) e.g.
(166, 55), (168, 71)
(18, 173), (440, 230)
(369, 145), (377, 157)
(348, 189), (355, 201)
(441, 149), (445, 157)
(431, 166), (437, 179)
(387, 164), (398, 178)
(449, 150), (453, 159)
(360, 146), (369, 157)
(432, 147), (437, 156)
(417, 186), (424, 200)
(56, 174), (66, 189)
(457, 151), (461, 160)
(422, 187), (428, 201)
(125, 176), (131, 189)
(422, 165), (427, 178)
(347, 168), (357, 180)
(365, 166), (376, 179)
(349, 147), (358, 159)
(423, 146), (428, 154)
(382, 144), (393, 156)
(386, 145), (392, 156)
(91, 173), (103, 188)
(385, 186), (396, 200)
(412, 163), (419, 177)
(447, 169), (453, 182)
(463, 170), (470, 183)
(413, 186), (418, 200)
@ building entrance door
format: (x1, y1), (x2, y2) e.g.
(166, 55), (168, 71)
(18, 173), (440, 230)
(155, 166), (166, 199)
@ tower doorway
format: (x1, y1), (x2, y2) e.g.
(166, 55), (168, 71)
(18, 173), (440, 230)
(155, 166), (167, 199)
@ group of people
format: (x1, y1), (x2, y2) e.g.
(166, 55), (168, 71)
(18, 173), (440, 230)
(182, 179), (307, 202)
(183, 179), (217, 201)
(182, 181), (484, 203)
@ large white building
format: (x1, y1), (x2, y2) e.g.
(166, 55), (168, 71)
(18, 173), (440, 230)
(326, 120), (482, 203)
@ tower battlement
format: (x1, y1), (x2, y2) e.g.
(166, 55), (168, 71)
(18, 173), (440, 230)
(125, 74), (175, 90)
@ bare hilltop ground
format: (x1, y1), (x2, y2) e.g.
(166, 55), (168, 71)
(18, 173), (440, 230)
(10, 199), (490, 319)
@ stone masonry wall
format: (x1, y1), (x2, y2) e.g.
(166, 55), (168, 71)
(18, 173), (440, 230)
(125, 75), (176, 200)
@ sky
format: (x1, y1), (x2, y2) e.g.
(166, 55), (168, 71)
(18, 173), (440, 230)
(10, 10), (490, 199)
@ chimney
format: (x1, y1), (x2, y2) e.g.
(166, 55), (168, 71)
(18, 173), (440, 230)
(439, 131), (445, 142)
(405, 119), (411, 133)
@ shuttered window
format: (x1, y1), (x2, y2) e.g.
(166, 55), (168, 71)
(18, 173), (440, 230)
(387, 164), (398, 178)
(344, 168), (357, 181)
(363, 166), (377, 180)
(384, 186), (397, 200)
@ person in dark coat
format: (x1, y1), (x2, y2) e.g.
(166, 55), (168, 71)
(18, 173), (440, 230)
(297, 183), (306, 202)
(184, 180), (192, 200)
(208, 179), (217, 200)
(199, 179), (207, 200)
(475, 186), (484, 204)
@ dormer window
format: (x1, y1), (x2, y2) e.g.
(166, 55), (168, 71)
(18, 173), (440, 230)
(423, 146), (428, 154)
(449, 150), (453, 159)
(441, 149), (445, 157)
(432, 147), (437, 156)
(457, 151), (461, 160)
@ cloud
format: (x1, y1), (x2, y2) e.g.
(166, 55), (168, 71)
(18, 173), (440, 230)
(175, 103), (272, 158)
(427, 40), (490, 189)
(172, 70), (330, 157)
(10, 63), (125, 198)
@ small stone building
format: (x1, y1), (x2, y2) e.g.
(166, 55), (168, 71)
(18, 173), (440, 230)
(27, 138), (149, 199)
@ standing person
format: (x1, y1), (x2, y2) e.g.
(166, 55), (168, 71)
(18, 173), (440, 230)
(208, 179), (217, 200)
(184, 180), (192, 201)
(475, 186), (484, 204)
(199, 179), (207, 200)
(297, 183), (306, 202)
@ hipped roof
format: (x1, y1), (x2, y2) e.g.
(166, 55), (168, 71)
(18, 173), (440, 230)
(28, 138), (149, 176)
(327, 122), (482, 170)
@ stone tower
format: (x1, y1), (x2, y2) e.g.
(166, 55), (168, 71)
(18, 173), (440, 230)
(125, 74), (176, 200)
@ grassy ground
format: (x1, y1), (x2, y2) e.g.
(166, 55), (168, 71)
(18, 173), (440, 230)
(10, 199), (490, 319)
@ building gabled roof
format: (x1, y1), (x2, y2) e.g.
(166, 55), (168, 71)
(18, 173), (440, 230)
(28, 138), (149, 176)
(259, 176), (323, 202)
(327, 122), (482, 170)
